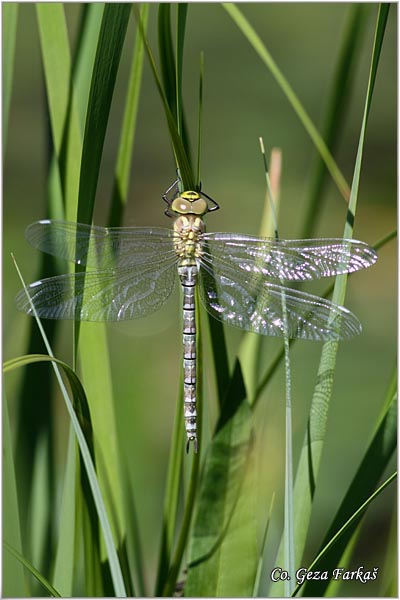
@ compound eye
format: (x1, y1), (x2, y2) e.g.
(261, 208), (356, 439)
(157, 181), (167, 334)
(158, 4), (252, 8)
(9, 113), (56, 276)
(171, 198), (191, 214)
(191, 198), (208, 215)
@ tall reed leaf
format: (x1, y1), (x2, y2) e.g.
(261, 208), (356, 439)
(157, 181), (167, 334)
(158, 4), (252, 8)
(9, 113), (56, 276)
(161, 294), (203, 596)
(2, 2), (18, 150)
(12, 5), (76, 571)
(302, 372), (397, 596)
(302, 4), (368, 238)
(73, 5), (132, 589)
(3, 393), (26, 597)
(292, 471), (397, 597)
(5, 339), (126, 598)
(223, 3), (350, 201)
(36, 4), (81, 216)
(38, 6), (99, 593)
(133, 4), (194, 189)
(155, 385), (185, 595)
(271, 7), (390, 594)
(77, 3), (131, 224)
(3, 542), (61, 598)
(36, 5), (73, 157)
(176, 4), (188, 138)
(52, 429), (76, 596)
(37, 6), (129, 590)
(195, 51), (204, 188)
(157, 4), (192, 164)
(185, 361), (257, 596)
(72, 4), (104, 134)
(238, 147), (282, 403)
(108, 3), (149, 227)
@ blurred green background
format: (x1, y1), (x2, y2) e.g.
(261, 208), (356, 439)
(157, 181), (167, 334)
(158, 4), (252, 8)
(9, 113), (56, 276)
(4, 3), (396, 596)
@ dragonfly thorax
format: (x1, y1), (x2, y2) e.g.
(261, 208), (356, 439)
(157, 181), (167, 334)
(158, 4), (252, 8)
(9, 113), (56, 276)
(173, 214), (205, 263)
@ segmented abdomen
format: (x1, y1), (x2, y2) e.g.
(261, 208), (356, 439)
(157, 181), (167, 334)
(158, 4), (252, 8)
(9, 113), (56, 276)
(178, 264), (198, 452)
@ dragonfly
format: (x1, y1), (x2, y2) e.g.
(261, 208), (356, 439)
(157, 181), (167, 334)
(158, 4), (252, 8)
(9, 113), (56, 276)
(16, 180), (377, 452)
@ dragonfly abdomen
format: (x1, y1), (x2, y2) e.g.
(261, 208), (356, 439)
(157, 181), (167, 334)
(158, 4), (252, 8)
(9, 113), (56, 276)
(178, 264), (199, 453)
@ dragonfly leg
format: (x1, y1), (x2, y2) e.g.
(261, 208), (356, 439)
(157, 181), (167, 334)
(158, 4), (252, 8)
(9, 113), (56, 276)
(163, 177), (181, 205)
(163, 178), (182, 217)
(198, 188), (220, 212)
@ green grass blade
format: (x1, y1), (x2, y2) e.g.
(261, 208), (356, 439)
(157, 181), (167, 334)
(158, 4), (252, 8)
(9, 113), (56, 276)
(155, 388), (184, 595)
(195, 51), (204, 188)
(342, 3), (389, 240)
(292, 471), (397, 597)
(379, 496), (397, 596)
(52, 428), (76, 596)
(5, 355), (93, 458)
(3, 392), (27, 597)
(133, 4), (194, 189)
(374, 228), (397, 251)
(158, 4), (177, 118)
(301, 371), (397, 596)
(5, 353), (126, 598)
(176, 3), (188, 138)
(13, 290), (58, 552)
(323, 529), (360, 596)
(253, 493), (275, 597)
(69, 7), (132, 589)
(271, 7), (389, 594)
(239, 147), (281, 403)
(223, 3), (350, 201)
(121, 464), (146, 596)
(108, 3), (149, 227)
(161, 295), (203, 596)
(283, 333), (294, 597)
(162, 446), (201, 597)
(185, 361), (258, 596)
(77, 3), (131, 225)
(10, 256), (127, 596)
(241, 145), (296, 595)
(36, 7), (111, 591)
(206, 314), (230, 412)
(363, 4), (390, 121)
(157, 2), (191, 165)
(78, 326), (126, 538)
(3, 541), (61, 598)
(302, 5), (368, 238)
(2, 2), (18, 151)
(36, 3), (82, 220)
(36, 4), (72, 157)
(72, 4), (104, 133)
(11, 14), (69, 541)
(29, 432), (51, 584)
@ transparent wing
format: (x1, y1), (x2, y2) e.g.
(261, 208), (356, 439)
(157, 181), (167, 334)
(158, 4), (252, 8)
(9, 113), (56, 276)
(26, 220), (177, 269)
(198, 259), (361, 340)
(202, 233), (377, 281)
(15, 256), (178, 321)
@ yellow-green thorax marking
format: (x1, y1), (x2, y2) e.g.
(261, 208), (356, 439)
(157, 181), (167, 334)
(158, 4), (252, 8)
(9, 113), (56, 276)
(170, 191), (208, 453)
(172, 191), (207, 265)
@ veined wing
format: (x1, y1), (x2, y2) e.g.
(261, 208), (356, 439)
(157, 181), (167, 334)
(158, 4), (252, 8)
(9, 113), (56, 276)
(15, 256), (178, 321)
(198, 258), (361, 340)
(201, 233), (377, 281)
(26, 220), (177, 269)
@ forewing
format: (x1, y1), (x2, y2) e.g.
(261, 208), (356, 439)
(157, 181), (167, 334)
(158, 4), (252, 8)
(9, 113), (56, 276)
(15, 257), (178, 321)
(198, 261), (361, 340)
(202, 233), (377, 281)
(26, 220), (176, 269)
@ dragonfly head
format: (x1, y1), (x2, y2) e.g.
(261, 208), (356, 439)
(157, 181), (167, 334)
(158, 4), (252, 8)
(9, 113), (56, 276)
(166, 190), (219, 218)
